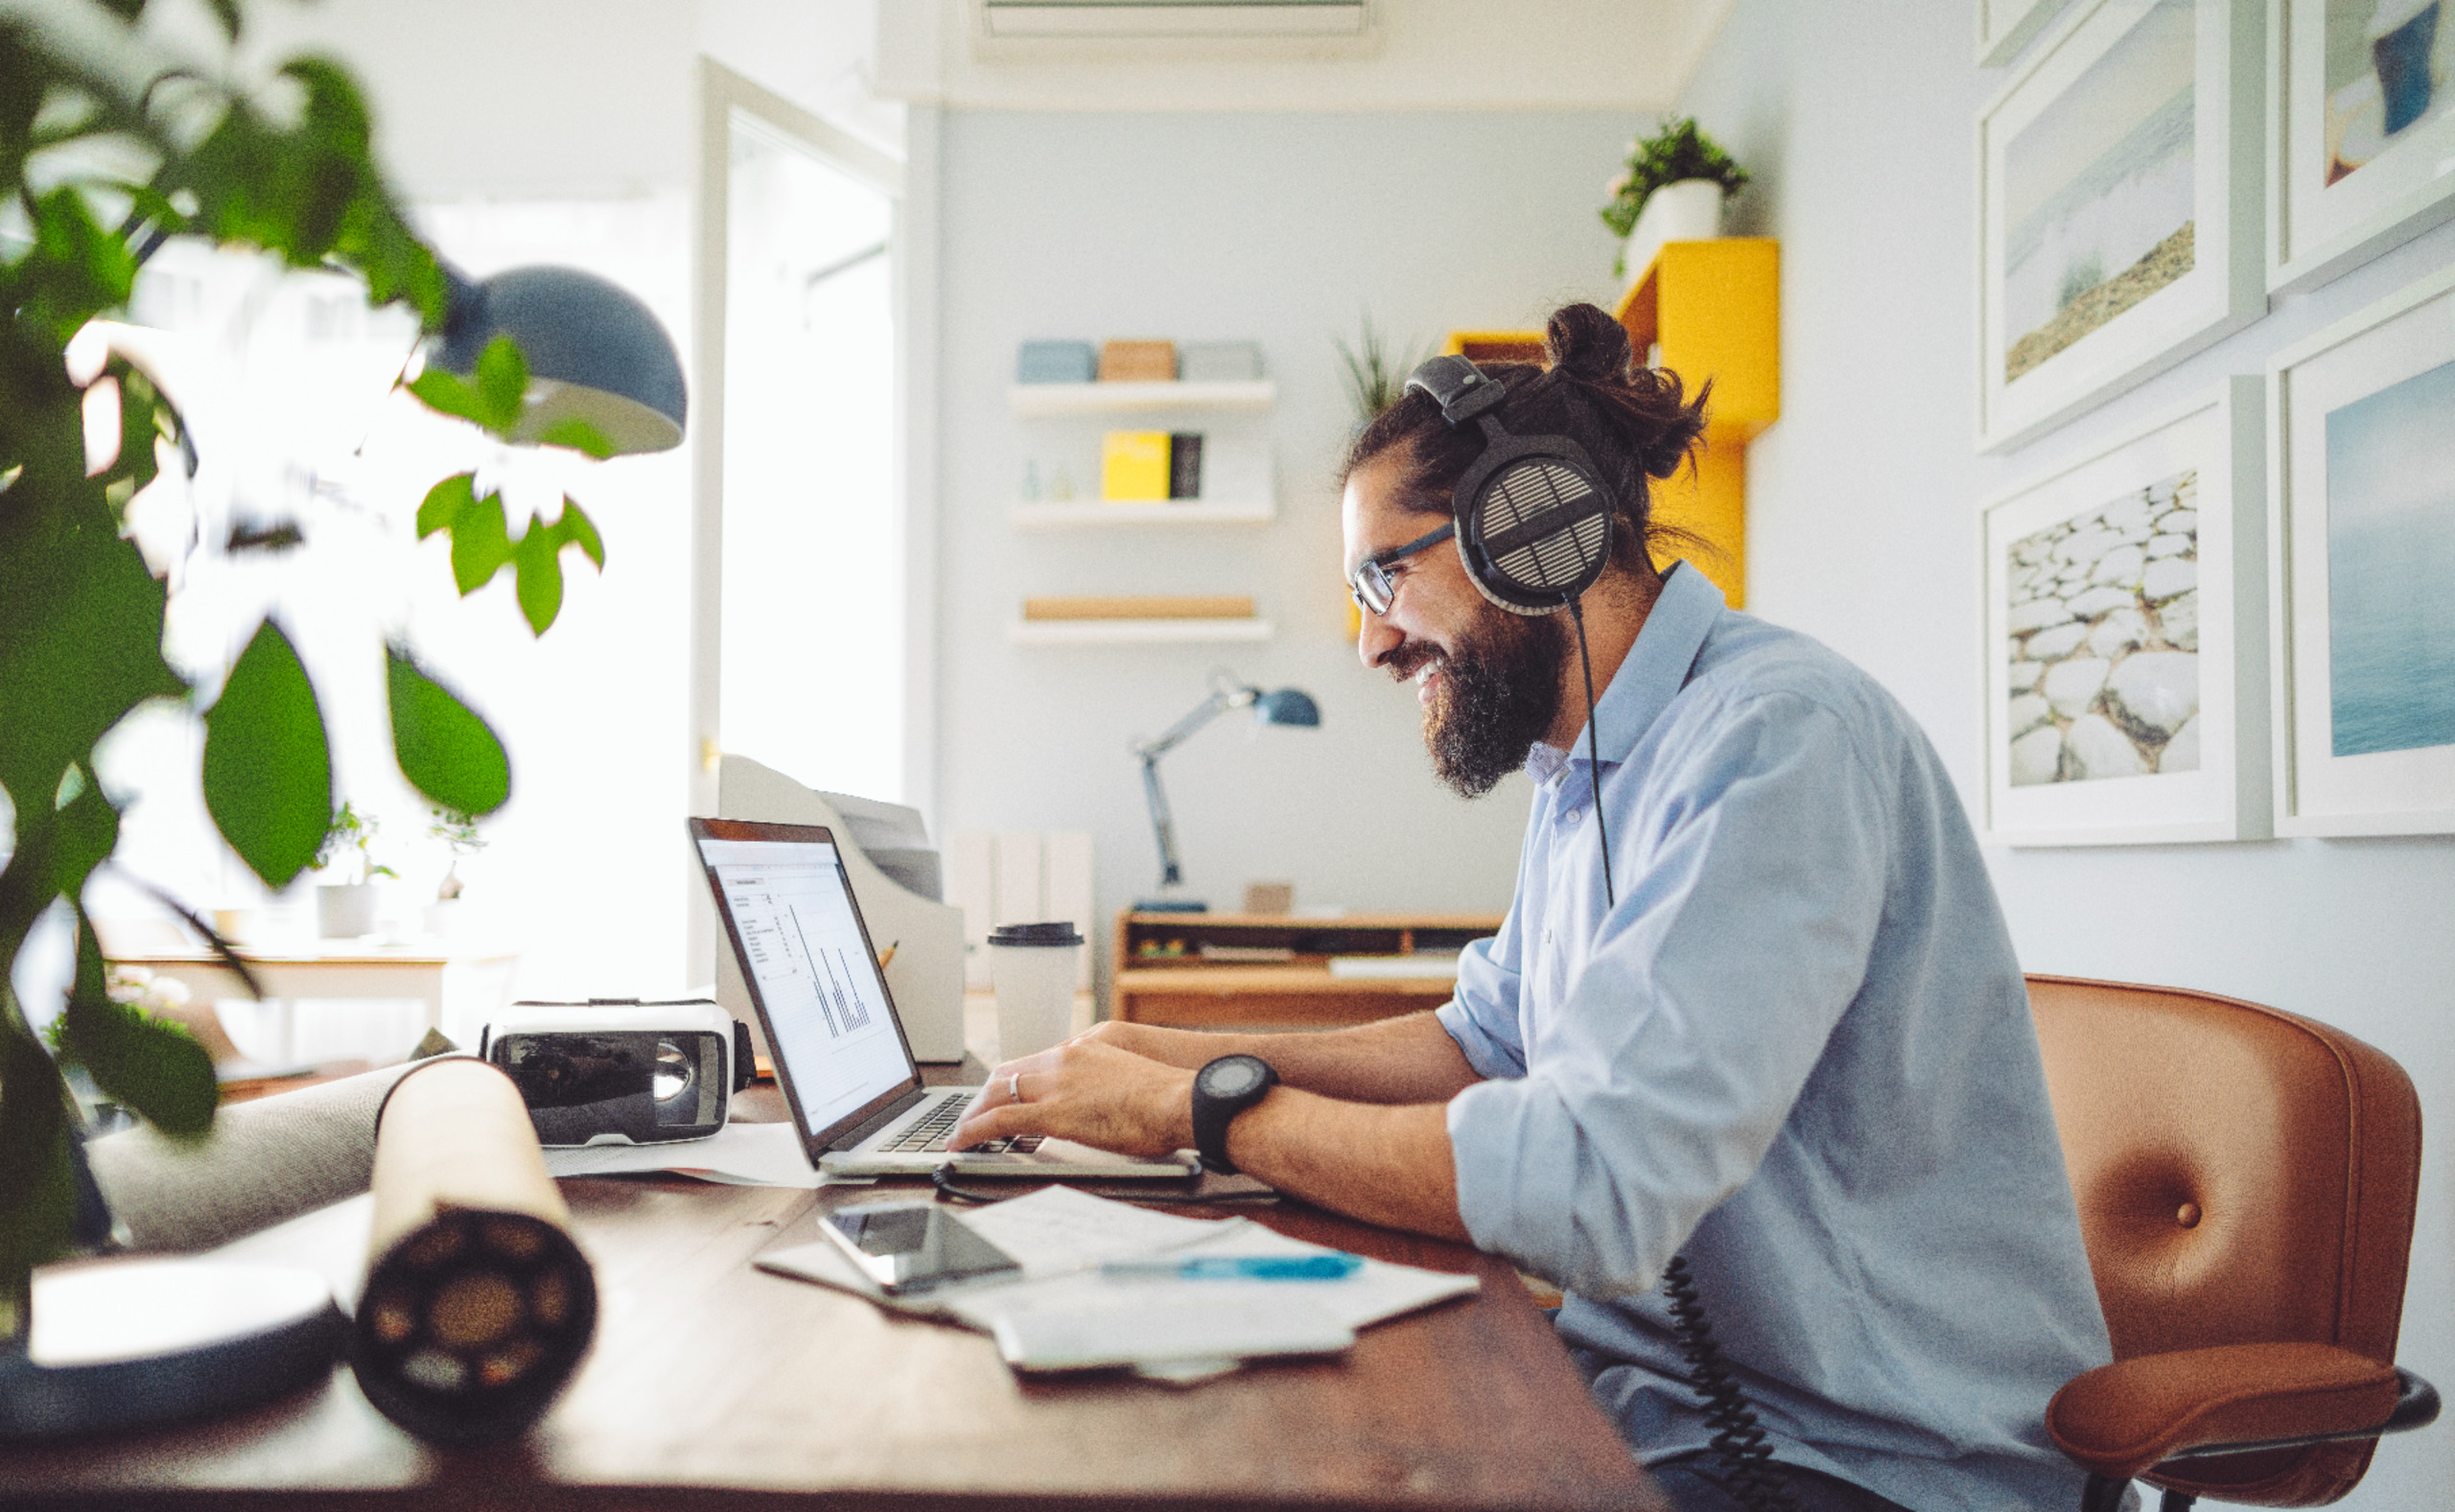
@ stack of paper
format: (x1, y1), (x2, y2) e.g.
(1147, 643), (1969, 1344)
(756, 1186), (1477, 1384)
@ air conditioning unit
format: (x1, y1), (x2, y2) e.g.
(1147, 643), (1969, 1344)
(981, 0), (1368, 37)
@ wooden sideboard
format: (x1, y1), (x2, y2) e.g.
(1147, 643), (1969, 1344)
(1111, 910), (1503, 1029)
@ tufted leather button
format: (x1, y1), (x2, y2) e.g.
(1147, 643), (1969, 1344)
(2176, 1201), (2202, 1229)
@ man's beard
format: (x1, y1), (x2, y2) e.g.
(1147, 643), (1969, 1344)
(1391, 599), (1566, 799)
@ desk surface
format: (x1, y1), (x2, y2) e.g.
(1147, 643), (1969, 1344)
(0, 1098), (1659, 1510)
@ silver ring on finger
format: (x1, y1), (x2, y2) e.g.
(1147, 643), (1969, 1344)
(1008, 1072), (1023, 1104)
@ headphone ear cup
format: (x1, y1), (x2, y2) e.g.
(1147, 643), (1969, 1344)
(1456, 454), (1615, 615)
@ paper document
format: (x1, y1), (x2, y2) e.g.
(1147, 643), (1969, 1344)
(542, 1120), (834, 1188)
(754, 1186), (1479, 1380)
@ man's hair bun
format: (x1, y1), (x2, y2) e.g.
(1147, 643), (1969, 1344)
(1543, 303), (1635, 384)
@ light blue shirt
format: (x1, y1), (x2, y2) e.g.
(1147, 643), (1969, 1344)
(1438, 563), (2111, 1512)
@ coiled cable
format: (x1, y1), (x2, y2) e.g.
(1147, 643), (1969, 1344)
(1661, 1255), (1801, 1512)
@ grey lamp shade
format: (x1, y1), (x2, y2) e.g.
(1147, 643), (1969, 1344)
(1252, 688), (1321, 727)
(436, 266), (688, 455)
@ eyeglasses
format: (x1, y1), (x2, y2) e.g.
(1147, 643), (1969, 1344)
(1347, 522), (1455, 616)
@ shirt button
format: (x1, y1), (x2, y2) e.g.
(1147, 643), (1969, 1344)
(1564, 808), (1582, 825)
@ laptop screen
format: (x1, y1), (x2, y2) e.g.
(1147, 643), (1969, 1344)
(693, 824), (918, 1142)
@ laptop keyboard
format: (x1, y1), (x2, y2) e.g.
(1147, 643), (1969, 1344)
(881, 1092), (1044, 1155)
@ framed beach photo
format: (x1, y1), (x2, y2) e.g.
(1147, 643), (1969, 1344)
(1977, 0), (2265, 453)
(2267, 263), (2455, 835)
(2270, 0), (2455, 293)
(1982, 0), (2079, 64)
(1981, 378), (2269, 844)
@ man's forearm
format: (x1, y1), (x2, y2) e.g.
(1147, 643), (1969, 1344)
(1224, 1089), (1466, 1242)
(1097, 1011), (1481, 1104)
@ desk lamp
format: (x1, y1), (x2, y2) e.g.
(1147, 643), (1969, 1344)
(1133, 670), (1321, 913)
(434, 265), (688, 454)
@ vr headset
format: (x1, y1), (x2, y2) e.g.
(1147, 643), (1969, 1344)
(479, 999), (754, 1146)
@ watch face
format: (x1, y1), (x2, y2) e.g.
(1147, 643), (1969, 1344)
(1201, 1056), (1266, 1098)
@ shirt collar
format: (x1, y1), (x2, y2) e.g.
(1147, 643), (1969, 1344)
(1528, 560), (1724, 779)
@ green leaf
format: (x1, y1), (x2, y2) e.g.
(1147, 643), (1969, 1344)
(536, 419), (617, 460)
(448, 487), (512, 594)
(387, 647), (509, 816)
(407, 367), (488, 427)
(471, 335), (529, 435)
(0, 472), (187, 818)
(512, 523), (564, 636)
(205, 0), (242, 40)
(0, 1019), (76, 1287)
(201, 618), (333, 890)
(60, 919), (215, 1138)
(416, 471), (474, 539)
(551, 497), (606, 569)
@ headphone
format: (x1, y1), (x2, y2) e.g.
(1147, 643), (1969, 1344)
(1402, 354), (1618, 616)
(1402, 353), (1623, 906)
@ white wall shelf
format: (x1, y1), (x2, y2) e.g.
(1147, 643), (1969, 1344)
(1010, 498), (1274, 529)
(1009, 618), (1275, 646)
(1008, 381), (1275, 416)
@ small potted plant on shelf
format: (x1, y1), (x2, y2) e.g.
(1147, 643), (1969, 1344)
(1601, 116), (1751, 283)
(314, 802), (397, 939)
(424, 804), (486, 939)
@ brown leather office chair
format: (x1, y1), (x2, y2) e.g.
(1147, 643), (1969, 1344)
(2028, 975), (2438, 1511)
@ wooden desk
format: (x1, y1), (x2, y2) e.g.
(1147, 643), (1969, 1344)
(1113, 911), (1502, 1029)
(0, 1091), (1657, 1508)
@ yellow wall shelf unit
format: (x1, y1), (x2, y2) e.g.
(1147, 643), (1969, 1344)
(1615, 237), (1779, 607)
(1438, 239), (1778, 608)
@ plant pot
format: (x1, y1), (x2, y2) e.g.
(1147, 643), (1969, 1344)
(317, 883), (378, 940)
(422, 900), (460, 942)
(1621, 178), (1726, 289)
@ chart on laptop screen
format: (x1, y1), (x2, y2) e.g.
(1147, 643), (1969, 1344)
(701, 839), (907, 1131)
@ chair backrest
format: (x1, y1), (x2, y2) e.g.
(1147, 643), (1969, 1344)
(2027, 975), (2424, 1505)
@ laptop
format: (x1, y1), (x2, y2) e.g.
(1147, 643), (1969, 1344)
(689, 817), (1199, 1180)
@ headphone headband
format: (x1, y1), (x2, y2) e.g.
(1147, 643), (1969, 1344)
(1399, 354), (1615, 616)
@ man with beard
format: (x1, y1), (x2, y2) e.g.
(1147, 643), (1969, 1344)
(952, 304), (2110, 1512)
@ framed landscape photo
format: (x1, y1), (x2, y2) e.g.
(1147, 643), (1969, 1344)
(1977, 0), (2266, 453)
(2270, 0), (2455, 293)
(2267, 263), (2455, 834)
(1982, 0), (2079, 64)
(1980, 377), (2269, 844)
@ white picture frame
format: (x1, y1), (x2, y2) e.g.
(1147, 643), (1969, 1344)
(1977, 0), (2267, 454)
(1982, 0), (2079, 64)
(1980, 377), (2270, 845)
(2266, 261), (2455, 835)
(2268, 0), (2455, 294)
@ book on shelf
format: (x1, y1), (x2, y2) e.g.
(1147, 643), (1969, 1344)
(1021, 595), (1255, 621)
(1101, 430), (1170, 501)
(1167, 432), (1203, 500)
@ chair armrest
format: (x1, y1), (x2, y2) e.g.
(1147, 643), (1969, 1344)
(2047, 1343), (2401, 1479)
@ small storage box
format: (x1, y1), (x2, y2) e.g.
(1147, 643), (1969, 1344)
(1180, 341), (1261, 382)
(1017, 340), (1097, 384)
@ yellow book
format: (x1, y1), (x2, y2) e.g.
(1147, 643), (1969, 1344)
(1101, 430), (1171, 502)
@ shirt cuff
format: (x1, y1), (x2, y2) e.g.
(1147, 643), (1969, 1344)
(1435, 997), (1523, 1082)
(1444, 1073), (1584, 1271)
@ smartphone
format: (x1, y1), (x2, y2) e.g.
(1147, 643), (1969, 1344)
(818, 1201), (1022, 1295)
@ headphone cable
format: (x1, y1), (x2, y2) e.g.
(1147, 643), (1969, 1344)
(1568, 596), (1615, 909)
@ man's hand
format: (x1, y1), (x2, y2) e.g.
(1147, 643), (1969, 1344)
(1069, 1018), (1229, 1070)
(948, 1035), (1197, 1157)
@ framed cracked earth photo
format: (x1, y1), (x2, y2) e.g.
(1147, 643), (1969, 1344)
(1977, 0), (2265, 453)
(2268, 262), (2455, 835)
(1981, 378), (2271, 844)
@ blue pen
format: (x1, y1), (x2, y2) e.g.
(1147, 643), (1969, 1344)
(1101, 1252), (1363, 1281)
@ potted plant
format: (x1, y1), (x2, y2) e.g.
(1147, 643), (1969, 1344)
(1333, 313), (1429, 427)
(0, 0), (630, 1333)
(1601, 116), (1751, 282)
(425, 805), (486, 938)
(313, 803), (396, 939)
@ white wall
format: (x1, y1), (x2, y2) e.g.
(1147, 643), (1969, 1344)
(932, 109), (1646, 964)
(1680, 3), (2455, 1503)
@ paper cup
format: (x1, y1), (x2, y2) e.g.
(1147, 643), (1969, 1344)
(987, 921), (1084, 1061)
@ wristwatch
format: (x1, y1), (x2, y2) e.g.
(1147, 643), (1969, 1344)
(1190, 1054), (1278, 1175)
